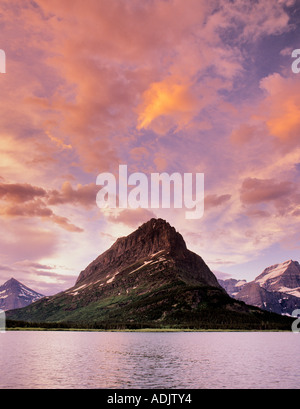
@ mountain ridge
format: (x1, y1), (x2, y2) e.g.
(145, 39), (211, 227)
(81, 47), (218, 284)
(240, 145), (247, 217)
(6, 219), (293, 330)
(218, 259), (300, 315)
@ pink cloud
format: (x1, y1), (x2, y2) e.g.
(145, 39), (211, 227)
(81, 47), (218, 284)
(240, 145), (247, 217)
(47, 182), (98, 208)
(107, 208), (157, 228)
(0, 183), (46, 202)
(0, 0), (298, 292)
(205, 194), (232, 210)
(0, 181), (99, 232)
(240, 177), (294, 205)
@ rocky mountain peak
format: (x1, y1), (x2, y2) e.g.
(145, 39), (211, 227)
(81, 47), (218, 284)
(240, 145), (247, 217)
(255, 259), (300, 292)
(219, 259), (300, 316)
(112, 218), (187, 257)
(0, 278), (44, 311)
(75, 218), (217, 287)
(5, 277), (20, 287)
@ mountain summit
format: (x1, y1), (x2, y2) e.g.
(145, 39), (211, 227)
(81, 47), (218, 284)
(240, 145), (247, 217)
(7, 219), (293, 330)
(76, 218), (220, 289)
(0, 278), (44, 311)
(255, 260), (300, 296)
(219, 260), (300, 315)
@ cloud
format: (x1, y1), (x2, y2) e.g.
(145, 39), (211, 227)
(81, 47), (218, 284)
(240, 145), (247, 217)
(0, 182), (46, 202)
(0, 0), (298, 292)
(0, 181), (98, 232)
(50, 215), (83, 233)
(205, 194), (231, 210)
(258, 73), (300, 148)
(240, 177), (294, 205)
(0, 219), (59, 263)
(212, 270), (232, 280)
(0, 258), (77, 295)
(240, 177), (300, 219)
(130, 147), (150, 162)
(1, 199), (52, 218)
(47, 182), (98, 208)
(230, 124), (264, 145)
(154, 155), (168, 172)
(106, 208), (157, 228)
(245, 209), (271, 219)
(137, 77), (200, 133)
(217, 0), (292, 43)
(15, 260), (54, 270)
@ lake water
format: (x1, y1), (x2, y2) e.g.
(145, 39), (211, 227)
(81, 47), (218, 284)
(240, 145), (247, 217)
(0, 331), (299, 389)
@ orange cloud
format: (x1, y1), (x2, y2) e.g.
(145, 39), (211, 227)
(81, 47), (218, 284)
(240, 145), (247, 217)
(259, 74), (300, 146)
(137, 78), (199, 132)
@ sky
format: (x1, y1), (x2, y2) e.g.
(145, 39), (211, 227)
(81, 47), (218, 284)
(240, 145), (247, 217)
(1, 0), (300, 295)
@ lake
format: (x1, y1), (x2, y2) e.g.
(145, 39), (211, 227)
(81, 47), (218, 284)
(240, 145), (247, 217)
(0, 331), (299, 389)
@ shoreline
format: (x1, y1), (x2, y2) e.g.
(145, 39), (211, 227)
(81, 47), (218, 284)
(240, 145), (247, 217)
(5, 327), (292, 333)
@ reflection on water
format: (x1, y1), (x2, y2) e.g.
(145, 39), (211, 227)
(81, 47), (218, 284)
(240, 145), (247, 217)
(0, 331), (299, 389)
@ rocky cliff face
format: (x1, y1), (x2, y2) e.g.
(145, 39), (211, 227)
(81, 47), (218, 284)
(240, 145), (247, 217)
(234, 281), (300, 315)
(76, 218), (221, 289)
(255, 260), (300, 296)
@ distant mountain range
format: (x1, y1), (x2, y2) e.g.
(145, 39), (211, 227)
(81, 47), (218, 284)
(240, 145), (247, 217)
(0, 278), (44, 311)
(218, 260), (300, 316)
(7, 218), (292, 330)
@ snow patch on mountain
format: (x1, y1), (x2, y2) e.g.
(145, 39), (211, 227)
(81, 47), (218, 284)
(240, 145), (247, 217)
(0, 278), (44, 311)
(255, 260), (294, 286)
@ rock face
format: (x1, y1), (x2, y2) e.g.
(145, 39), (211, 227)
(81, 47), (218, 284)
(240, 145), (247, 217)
(7, 219), (293, 330)
(0, 278), (44, 311)
(219, 260), (300, 316)
(255, 260), (300, 296)
(218, 278), (247, 297)
(76, 218), (221, 289)
(234, 281), (300, 316)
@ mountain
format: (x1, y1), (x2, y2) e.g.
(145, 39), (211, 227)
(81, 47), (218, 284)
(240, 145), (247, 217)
(218, 260), (300, 316)
(7, 219), (293, 330)
(255, 260), (300, 296)
(75, 217), (221, 289)
(218, 278), (247, 297)
(0, 278), (44, 311)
